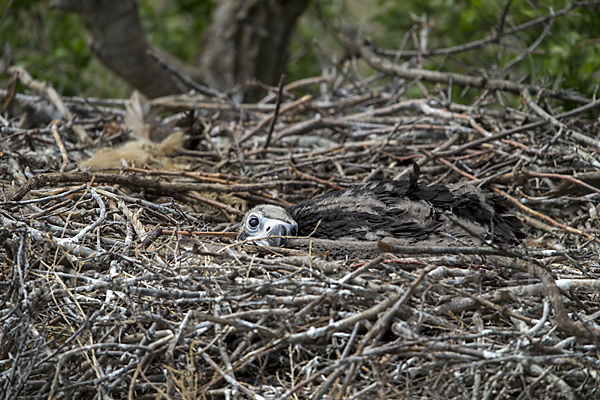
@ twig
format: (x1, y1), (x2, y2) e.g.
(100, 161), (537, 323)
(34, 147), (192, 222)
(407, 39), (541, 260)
(263, 74), (285, 150)
(50, 121), (69, 172)
(8, 66), (90, 143)
(147, 50), (225, 98)
(373, 0), (600, 63)
(436, 156), (600, 244)
(435, 98), (600, 157)
(359, 39), (592, 104)
(10, 172), (317, 202)
(491, 186), (600, 244)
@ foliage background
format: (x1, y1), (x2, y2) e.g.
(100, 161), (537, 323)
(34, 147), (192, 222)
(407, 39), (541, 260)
(1, 0), (598, 99)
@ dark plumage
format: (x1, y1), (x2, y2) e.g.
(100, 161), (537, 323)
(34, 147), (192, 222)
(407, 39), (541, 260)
(238, 166), (525, 257)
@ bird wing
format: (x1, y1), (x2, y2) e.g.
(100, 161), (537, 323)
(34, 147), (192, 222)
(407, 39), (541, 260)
(287, 166), (524, 244)
(287, 179), (446, 241)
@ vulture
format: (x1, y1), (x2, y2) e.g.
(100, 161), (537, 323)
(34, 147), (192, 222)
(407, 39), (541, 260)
(237, 166), (526, 259)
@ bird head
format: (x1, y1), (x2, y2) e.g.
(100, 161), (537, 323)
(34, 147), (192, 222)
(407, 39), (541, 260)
(237, 205), (298, 247)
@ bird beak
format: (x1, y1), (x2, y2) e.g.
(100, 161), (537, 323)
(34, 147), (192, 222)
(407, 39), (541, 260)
(242, 218), (298, 247)
(266, 223), (289, 247)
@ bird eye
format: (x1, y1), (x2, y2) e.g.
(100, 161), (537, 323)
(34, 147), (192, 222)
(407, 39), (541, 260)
(248, 216), (259, 229)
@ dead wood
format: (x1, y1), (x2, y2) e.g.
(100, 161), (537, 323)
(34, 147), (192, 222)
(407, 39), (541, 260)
(359, 39), (594, 105)
(8, 172), (314, 202)
(2, 29), (600, 400)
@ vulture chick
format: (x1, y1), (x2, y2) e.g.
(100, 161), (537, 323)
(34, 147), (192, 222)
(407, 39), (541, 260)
(237, 167), (525, 258)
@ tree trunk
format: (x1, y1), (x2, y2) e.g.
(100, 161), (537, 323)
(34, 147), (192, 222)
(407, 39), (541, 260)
(54, 0), (309, 101)
(199, 0), (309, 101)
(53, 0), (189, 98)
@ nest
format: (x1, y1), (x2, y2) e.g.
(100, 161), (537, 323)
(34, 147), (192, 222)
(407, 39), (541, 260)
(1, 49), (600, 399)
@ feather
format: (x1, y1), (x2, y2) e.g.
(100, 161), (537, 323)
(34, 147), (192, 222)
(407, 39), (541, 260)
(238, 165), (526, 258)
(286, 167), (524, 246)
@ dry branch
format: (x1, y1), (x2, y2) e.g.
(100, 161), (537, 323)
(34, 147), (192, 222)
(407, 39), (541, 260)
(2, 27), (600, 399)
